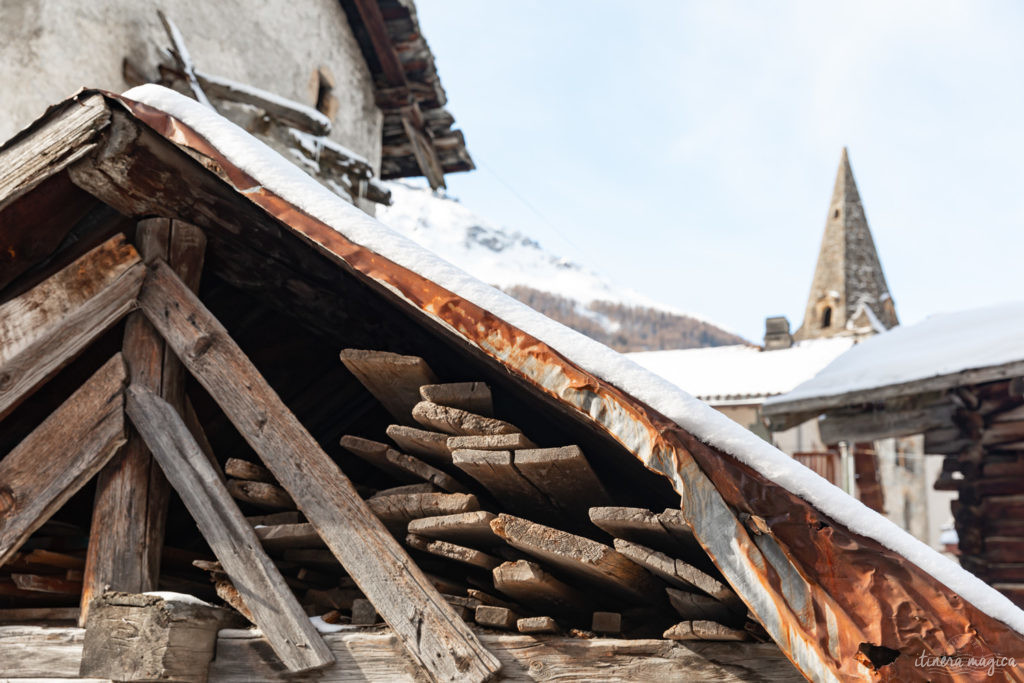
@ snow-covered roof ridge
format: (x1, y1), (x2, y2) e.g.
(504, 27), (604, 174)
(767, 301), (1024, 409)
(121, 84), (1024, 635)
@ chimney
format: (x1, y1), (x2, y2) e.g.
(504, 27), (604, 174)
(764, 316), (793, 350)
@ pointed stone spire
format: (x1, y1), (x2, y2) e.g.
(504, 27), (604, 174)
(794, 148), (898, 341)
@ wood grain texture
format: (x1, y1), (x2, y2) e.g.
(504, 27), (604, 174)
(419, 382), (493, 417)
(447, 433), (536, 452)
(413, 401), (518, 436)
(340, 435), (466, 492)
(254, 524), (324, 551)
(451, 450), (554, 519)
(365, 493), (480, 528)
(0, 355), (127, 568)
(82, 219), (203, 626)
(125, 384), (332, 673)
(338, 349), (437, 425)
(491, 560), (588, 617)
(405, 535), (501, 571)
(490, 515), (665, 603)
(665, 588), (736, 623)
(0, 234), (142, 420)
(613, 539), (740, 609)
(0, 626), (803, 681)
(225, 458), (275, 483)
(140, 262), (500, 682)
(386, 424), (451, 465)
(512, 446), (612, 518)
(227, 480), (296, 511)
(407, 511), (499, 547)
(664, 620), (750, 642)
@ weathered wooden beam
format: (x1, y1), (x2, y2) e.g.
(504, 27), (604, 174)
(491, 560), (589, 617)
(225, 458), (275, 483)
(195, 71), (331, 136)
(79, 592), (225, 682)
(516, 616), (559, 634)
(413, 401), (517, 436)
(451, 449), (555, 519)
(0, 235), (143, 420)
(512, 446), (612, 517)
(0, 355), (127, 568)
(82, 219), (205, 626)
(0, 626), (804, 681)
(124, 383), (332, 673)
(818, 403), (956, 444)
(665, 587), (736, 622)
(339, 349), (437, 425)
(405, 534), (501, 571)
(140, 262), (501, 682)
(254, 524), (324, 552)
(613, 539), (740, 609)
(0, 93), (109, 213)
(386, 424), (451, 464)
(366, 492), (480, 528)
(339, 435), (467, 492)
(664, 620), (749, 642)
(402, 115), (446, 191)
(490, 515), (665, 603)
(447, 433), (537, 452)
(407, 511), (499, 547)
(474, 605), (520, 631)
(420, 382), (493, 416)
(227, 480), (296, 510)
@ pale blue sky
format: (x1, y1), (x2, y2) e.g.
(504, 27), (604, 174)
(414, 1), (1024, 342)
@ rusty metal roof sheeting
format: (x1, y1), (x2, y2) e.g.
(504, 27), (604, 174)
(4, 90), (1023, 680)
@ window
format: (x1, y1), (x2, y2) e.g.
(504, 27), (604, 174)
(822, 306), (832, 328)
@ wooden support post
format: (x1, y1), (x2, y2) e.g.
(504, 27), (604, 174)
(82, 219), (205, 625)
(0, 235), (142, 420)
(79, 592), (225, 682)
(124, 383), (333, 673)
(0, 355), (127, 567)
(140, 262), (501, 683)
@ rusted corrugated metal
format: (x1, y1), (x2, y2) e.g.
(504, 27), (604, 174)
(102, 93), (1024, 681)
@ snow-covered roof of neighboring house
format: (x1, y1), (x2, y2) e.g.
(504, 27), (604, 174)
(628, 338), (856, 405)
(764, 301), (1024, 415)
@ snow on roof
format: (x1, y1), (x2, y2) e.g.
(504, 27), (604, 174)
(628, 338), (855, 405)
(121, 85), (1024, 634)
(766, 301), (1024, 409)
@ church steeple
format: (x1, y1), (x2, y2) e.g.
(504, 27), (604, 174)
(794, 148), (898, 341)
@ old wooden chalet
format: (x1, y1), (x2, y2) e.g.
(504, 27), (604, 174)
(0, 85), (1022, 681)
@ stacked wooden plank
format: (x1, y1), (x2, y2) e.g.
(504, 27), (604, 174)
(935, 379), (1024, 607)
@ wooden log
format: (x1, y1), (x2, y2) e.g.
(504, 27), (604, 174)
(141, 264), (501, 682)
(11, 573), (82, 595)
(447, 433), (537, 452)
(340, 435), (467, 493)
(339, 349), (437, 425)
(0, 355), (127, 568)
(254, 524), (324, 551)
(613, 540), (740, 609)
(0, 235), (142, 420)
(227, 480), (296, 511)
(246, 511), (304, 527)
(350, 598), (378, 626)
(818, 404), (956, 444)
(407, 511), (499, 547)
(365, 492), (480, 527)
(413, 401), (518, 436)
(405, 534), (501, 571)
(664, 620), (750, 642)
(124, 384), (332, 673)
(516, 616), (558, 634)
(420, 382), (493, 416)
(491, 560), (589, 616)
(451, 449), (555, 519)
(984, 421), (1024, 447)
(386, 424), (451, 465)
(370, 483), (437, 498)
(490, 515), (665, 603)
(474, 605), (520, 631)
(0, 626), (805, 681)
(0, 93), (109, 217)
(225, 458), (275, 484)
(591, 612), (621, 634)
(83, 220), (205, 626)
(79, 591), (225, 682)
(665, 588), (736, 622)
(513, 446), (612, 517)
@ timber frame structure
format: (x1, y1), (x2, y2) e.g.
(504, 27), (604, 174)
(0, 89), (1021, 682)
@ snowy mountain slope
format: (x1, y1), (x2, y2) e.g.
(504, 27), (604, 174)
(377, 182), (745, 351)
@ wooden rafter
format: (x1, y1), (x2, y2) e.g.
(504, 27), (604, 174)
(0, 355), (127, 567)
(136, 259), (502, 683)
(0, 235), (144, 420)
